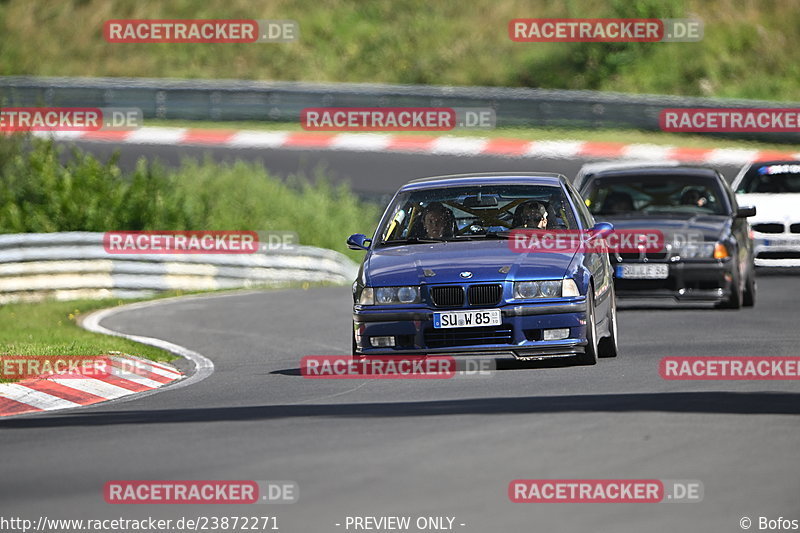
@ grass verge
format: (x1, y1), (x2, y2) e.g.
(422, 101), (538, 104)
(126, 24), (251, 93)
(0, 134), (382, 260)
(1, 0), (798, 101)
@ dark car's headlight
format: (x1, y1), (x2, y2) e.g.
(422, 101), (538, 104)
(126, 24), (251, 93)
(358, 286), (421, 305)
(676, 242), (728, 259)
(513, 279), (579, 299)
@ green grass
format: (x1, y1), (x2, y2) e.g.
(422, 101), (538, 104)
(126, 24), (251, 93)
(1, 0), (799, 101)
(0, 135), (382, 259)
(144, 119), (800, 152)
(0, 298), (177, 364)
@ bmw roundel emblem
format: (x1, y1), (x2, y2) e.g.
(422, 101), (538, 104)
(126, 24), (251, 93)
(460, 271), (473, 279)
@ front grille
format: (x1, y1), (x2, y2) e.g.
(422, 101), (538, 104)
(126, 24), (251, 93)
(424, 325), (513, 348)
(752, 223), (785, 234)
(467, 284), (502, 306)
(616, 252), (668, 262)
(790, 223), (800, 234)
(430, 286), (464, 307)
(757, 251), (800, 259)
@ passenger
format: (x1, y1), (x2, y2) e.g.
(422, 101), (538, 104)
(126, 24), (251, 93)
(680, 188), (708, 207)
(513, 201), (548, 229)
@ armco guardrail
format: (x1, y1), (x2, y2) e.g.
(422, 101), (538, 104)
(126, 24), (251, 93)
(0, 232), (359, 303)
(1, 76), (798, 142)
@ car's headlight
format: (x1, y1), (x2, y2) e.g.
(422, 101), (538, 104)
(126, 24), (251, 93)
(513, 279), (580, 299)
(358, 287), (374, 305)
(678, 242), (717, 259)
(361, 286), (420, 305)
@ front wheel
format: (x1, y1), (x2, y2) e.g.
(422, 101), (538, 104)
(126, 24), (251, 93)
(576, 289), (598, 366)
(597, 288), (618, 358)
(716, 266), (743, 309)
(743, 265), (756, 307)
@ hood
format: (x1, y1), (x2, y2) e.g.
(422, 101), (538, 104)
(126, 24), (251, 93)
(365, 240), (575, 286)
(737, 193), (800, 224)
(594, 213), (732, 242)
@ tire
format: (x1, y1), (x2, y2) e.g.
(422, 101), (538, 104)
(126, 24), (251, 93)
(577, 289), (598, 366)
(351, 322), (364, 359)
(597, 287), (618, 358)
(716, 265), (743, 309)
(743, 266), (756, 307)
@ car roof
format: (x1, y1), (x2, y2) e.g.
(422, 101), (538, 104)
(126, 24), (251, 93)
(576, 164), (721, 189)
(401, 172), (568, 191)
(577, 160), (681, 176)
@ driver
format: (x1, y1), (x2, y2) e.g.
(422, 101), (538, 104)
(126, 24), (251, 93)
(421, 202), (455, 239)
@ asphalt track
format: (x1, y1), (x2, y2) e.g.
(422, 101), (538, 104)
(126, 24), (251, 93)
(2, 141), (798, 533)
(60, 139), (745, 195)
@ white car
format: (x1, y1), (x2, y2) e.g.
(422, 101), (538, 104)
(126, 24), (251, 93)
(733, 160), (800, 267)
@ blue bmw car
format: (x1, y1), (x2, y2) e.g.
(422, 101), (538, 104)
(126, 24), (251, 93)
(347, 173), (618, 365)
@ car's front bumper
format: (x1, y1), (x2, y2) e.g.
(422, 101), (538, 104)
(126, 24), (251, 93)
(753, 235), (800, 267)
(353, 299), (588, 358)
(613, 260), (735, 302)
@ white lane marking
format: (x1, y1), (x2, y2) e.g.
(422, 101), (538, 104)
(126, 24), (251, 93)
(81, 293), (224, 398)
(430, 136), (489, 155)
(620, 144), (673, 160)
(48, 378), (134, 400)
(106, 371), (165, 389)
(227, 131), (289, 148)
(110, 356), (181, 378)
(525, 140), (585, 158)
(706, 148), (760, 165)
(126, 128), (187, 144)
(329, 133), (392, 151)
(0, 384), (80, 410)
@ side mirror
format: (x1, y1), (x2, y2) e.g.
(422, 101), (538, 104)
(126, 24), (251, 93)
(736, 206), (756, 218)
(347, 233), (371, 250)
(590, 222), (614, 239)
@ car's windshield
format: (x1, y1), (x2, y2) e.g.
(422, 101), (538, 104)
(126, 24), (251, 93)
(736, 163), (800, 193)
(583, 174), (728, 216)
(377, 184), (578, 245)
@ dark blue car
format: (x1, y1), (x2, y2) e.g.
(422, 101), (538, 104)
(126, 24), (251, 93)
(347, 173), (618, 365)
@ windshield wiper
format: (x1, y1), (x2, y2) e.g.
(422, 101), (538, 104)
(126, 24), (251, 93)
(381, 237), (446, 245)
(453, 231), (511, 240)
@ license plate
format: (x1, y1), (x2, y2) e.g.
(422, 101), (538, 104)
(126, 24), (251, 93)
(616, 264), (669, 279)
(433, 309), (501, 329)
(764, 238), (800, 248)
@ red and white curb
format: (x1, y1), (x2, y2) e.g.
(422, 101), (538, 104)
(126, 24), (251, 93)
(0, 294), (219, 418)
(34, 128), (800, 164)
(0, 355), (182, 417)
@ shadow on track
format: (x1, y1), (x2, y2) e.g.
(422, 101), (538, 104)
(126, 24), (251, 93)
(3, 391), (799, 429)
